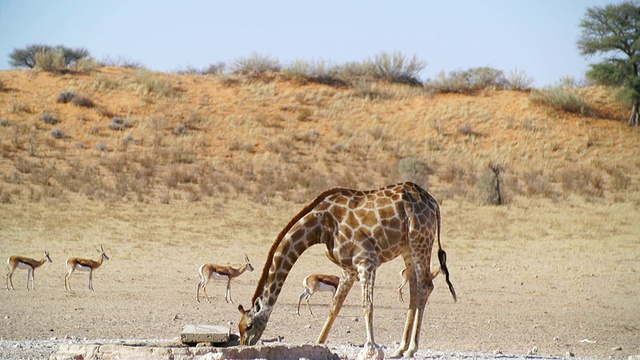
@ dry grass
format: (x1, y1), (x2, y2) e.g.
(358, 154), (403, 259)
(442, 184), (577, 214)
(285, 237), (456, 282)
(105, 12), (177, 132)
(0, 67), (638, 208)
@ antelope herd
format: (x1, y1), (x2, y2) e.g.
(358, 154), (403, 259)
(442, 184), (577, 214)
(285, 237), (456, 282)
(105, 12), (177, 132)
(6, 247), (412, 312)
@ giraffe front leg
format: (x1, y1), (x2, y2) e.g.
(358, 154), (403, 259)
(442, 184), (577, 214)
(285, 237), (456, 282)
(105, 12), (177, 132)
(317, 271), (355, 343)
(357, 265), (384, 360)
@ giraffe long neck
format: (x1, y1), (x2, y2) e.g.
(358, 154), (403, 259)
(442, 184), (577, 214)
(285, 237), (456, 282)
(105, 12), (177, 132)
(253, 213), (326, 310)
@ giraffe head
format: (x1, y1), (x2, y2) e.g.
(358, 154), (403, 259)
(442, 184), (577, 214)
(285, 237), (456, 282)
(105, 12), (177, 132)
(238, 298), (268, 345)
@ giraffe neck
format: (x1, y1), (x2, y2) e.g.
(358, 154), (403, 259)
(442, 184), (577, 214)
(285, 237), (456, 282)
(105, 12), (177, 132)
(258, 231), (317, 309)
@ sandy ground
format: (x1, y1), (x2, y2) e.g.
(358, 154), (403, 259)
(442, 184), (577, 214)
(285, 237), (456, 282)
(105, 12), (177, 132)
(1, 196), (639, 359)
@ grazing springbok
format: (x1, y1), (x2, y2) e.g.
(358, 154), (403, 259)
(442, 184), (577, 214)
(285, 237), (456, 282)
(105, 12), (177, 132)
(196, 254), (254, 304)
(5, 251), (52, 290)
(64, 245), (109, 291)
(296, 274), (340, 316)
(398, 267), (440, 302)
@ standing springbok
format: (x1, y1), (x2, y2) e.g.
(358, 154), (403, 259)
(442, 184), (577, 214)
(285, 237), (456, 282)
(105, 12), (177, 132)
(5, 251), (52, 290)
(296, 274), (340, 316)
(64, 245), (109, 291)
(397, 267), (440, 303)
(196, 254), (254, 304)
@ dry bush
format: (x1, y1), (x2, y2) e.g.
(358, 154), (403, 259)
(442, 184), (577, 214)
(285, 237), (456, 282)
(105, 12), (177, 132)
(35, 49), (67, 72)
(369, 51), (425, 85)
(521, 169), (556, 198)
(605, 166), (632, 191)
(560, 166), (605, 198)
(505, 67), (534, 91)
(134, 69), (175, 97)
(530, 86), (593, 115)
(231, 53), (281, 76)
(398, 157), (432, 186)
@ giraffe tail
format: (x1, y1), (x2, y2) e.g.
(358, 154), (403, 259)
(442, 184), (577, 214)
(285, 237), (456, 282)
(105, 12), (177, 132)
(438, 248), (457, 302)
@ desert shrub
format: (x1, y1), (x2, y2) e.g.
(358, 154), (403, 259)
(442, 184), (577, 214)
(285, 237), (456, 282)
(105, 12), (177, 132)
(369, 51), (426, 85)
(72, 57), (98, 73)
(41, 113), (58, 125)
(521, 169), (556, 198)
(0, 119), (9, 127)
(100, 55), (143, 68)
(35, 48), (67, 72)
(56, 91), (78, 103)
(426, 71), (470, 93)
(284, 59), (345, 86)
(439, 163), (467, 183)
(109, 117), (133, 131)
(463, 67), (506, 89)
(505, 67), (534, 91)
(134, 69), (174, 97)
(95, 143), (108, 151)
(0, 188), (11, 204)
(0, 79), (5, 91)
(398, 157), (432, 186)
(10, 44), (90, 69)
(50, 128), (67, 139)
(530, 86), (593, 115)
(426, 67), (506, 93)
(56, 90), (94, 107)
(203, 62), (226, 75)
(231, 53), (281, 75)
(560, 166), (604, 198)
(333, 61), (372, 81)
(172, 123), (188, 136)
(71, 94), (94, 108)
(605, 167), (631, 191)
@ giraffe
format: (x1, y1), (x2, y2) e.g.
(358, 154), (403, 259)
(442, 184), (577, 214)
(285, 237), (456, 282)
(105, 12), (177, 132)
(238, 182), (456, 359)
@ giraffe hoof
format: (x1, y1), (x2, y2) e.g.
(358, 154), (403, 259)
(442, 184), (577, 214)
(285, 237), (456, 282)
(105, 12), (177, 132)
(357, 342), (384, 360)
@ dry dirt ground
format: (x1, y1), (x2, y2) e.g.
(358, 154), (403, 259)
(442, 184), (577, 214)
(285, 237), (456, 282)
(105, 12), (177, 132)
(1, 195), (639, 359)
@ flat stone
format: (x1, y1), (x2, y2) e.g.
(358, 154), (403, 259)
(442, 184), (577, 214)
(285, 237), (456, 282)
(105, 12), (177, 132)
(51, 341), (340, 360)
(181, 324), (230, 345)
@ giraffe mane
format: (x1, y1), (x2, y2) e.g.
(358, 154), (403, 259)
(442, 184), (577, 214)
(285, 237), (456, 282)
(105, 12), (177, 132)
(251, 186), (351, 304)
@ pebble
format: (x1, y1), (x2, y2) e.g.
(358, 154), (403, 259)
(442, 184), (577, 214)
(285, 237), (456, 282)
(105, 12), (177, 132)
(528, 345), (538, 355)
(612, 346), (622, 351)
(565, 351), (575, 357)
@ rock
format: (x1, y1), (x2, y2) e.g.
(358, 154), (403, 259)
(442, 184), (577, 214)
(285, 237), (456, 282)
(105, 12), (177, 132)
(565, 351), (575, 357)
(52, 342), (340, 360)
(528, 345), (538, 355)
(612, 346), (622, 351)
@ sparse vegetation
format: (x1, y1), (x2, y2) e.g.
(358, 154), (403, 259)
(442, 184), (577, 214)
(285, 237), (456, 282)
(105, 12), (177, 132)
(231, 53), (281, 75)
(0, 57), (636, 206)
(530, 85), (593, 115)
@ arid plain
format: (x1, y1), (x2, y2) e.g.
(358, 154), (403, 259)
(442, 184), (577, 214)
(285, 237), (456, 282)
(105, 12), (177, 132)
(0, 68), (639, 359)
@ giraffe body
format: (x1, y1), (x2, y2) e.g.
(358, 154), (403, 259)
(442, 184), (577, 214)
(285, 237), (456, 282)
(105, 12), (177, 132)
(238, 182), (456, 359)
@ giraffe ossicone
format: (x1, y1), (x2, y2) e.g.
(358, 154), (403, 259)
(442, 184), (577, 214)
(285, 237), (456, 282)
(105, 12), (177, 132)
(237, 182), (456, 359)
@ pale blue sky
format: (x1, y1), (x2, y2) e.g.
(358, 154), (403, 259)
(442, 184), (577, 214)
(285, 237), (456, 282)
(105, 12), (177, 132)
(0, 1), (617, 86)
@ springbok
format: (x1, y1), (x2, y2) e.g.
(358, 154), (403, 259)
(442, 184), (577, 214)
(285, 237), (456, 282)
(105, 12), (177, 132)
(296, 274), (340, 316)
(196, 254), (254, 304)
(398, 267), (440, 302)
(5, 251), (52, 290)
(64, 245), (109, 291)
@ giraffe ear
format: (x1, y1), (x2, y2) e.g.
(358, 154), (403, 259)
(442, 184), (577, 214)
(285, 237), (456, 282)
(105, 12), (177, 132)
(253, 297), (263, 313)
